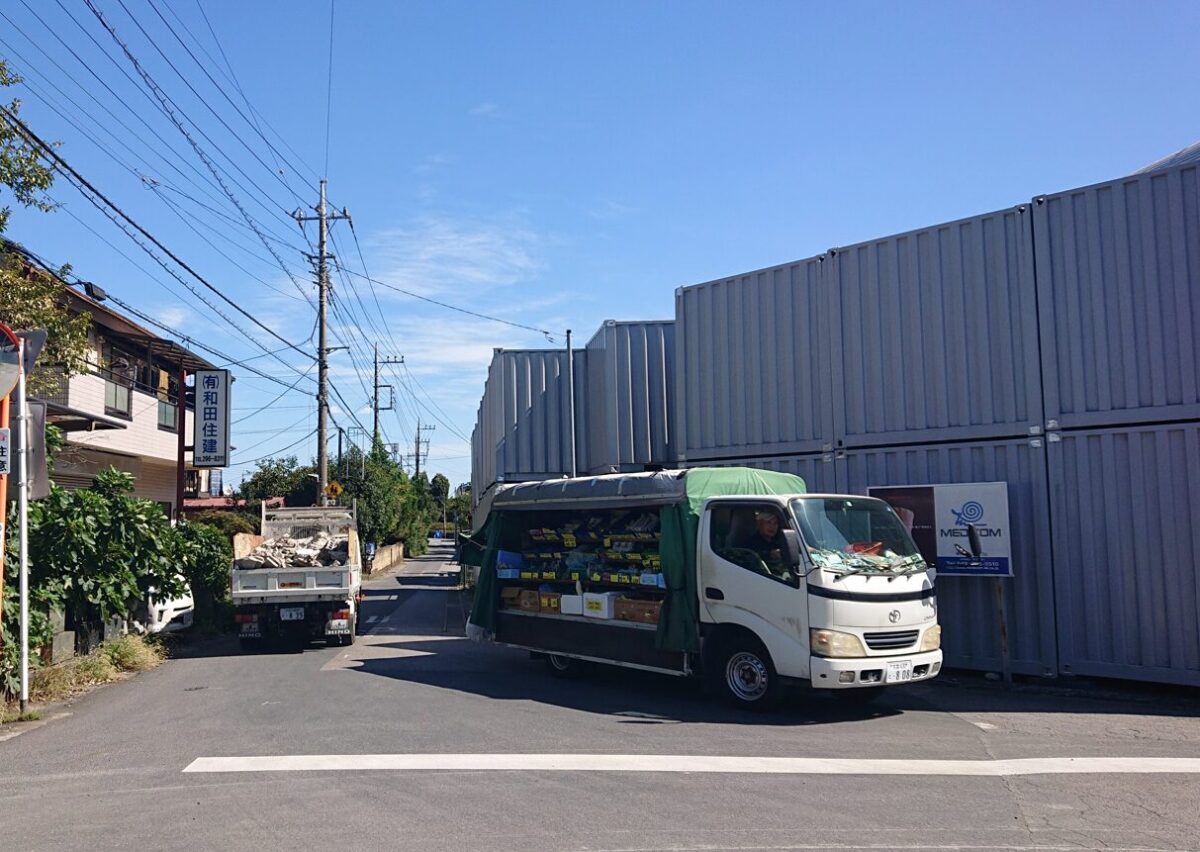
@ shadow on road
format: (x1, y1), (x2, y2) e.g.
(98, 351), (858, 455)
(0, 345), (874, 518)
(346, 635), (903, 726)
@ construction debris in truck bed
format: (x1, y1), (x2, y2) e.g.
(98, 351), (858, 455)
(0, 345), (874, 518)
(235, 531), (351, 570)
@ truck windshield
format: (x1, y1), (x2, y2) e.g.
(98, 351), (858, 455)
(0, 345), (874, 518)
(790, 498), (925, 576)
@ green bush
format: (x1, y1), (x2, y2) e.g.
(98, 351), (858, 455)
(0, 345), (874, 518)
(187, 510), (257, 538)
(178, 521), (233, 633)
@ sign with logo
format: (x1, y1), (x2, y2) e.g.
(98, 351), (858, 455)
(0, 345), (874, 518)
(0, 427), (10, 475)
(324, 480), (343, 499)
(192, 370), (231, 468)
(868, 482), (1012, 577)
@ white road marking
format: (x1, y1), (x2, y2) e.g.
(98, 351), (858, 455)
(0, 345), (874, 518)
(366, 616), (379, 624)
(973, 721), (998, 731)
(182, 753), (1200, 776)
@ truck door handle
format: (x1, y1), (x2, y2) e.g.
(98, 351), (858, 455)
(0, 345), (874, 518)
(705, 587), (724, 600)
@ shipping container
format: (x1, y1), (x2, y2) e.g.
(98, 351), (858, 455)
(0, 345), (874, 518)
(827, 205), (1043, 448)
(473, 348), (589, 494)
(836, 437), (1058, 677)
(585, 320), (676, 474)
(1048, 423), (1200, 686)
(684, 439), (1058, 677)
(675, 256), (833, 462)
(1032, 162), (1200, 428)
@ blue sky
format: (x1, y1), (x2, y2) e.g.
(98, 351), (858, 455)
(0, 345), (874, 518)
(3, 0), (1198, 489)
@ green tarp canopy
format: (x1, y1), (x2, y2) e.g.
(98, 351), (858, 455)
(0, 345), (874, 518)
(467, 467), (807, 653)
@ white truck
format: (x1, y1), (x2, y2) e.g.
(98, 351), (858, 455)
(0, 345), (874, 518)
(231, 505), (363, 649)
(467, 468), (941, 709)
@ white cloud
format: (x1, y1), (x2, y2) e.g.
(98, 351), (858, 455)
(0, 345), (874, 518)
(152, 304), (190, 328)
(367, 214), (544, 298)
(469, 102), (499, 117)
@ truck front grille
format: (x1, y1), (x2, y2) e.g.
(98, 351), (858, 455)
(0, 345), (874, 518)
(864, 629), (919, 650)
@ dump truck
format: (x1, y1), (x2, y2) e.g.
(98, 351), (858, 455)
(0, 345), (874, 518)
(466, 468), (941, 709)
(231, 504), (363, 649)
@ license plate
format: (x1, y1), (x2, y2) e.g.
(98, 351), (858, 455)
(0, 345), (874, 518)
(280, 607), (305, 621)
(886, 660), (913, 683)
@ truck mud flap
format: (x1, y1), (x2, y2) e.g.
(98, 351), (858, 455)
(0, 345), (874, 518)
(496, 612), (686, 674)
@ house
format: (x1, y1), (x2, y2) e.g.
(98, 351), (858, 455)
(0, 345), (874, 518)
(8, 242), (218, 516)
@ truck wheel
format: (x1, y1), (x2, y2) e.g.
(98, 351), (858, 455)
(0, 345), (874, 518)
(238, 637), (261, 653)
(711, 638), (780, 710)
(544, 653), (585, 679)
(338, 621), (356, 647)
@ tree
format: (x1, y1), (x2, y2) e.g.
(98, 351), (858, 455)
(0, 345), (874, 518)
(238, 456), (301, 502)
(0, 60), (54, 234)
(0, 60), (90, 394)
(238, 456), (318, 506)
(430, 473), (450, 508)
(340, 442), (407, 547)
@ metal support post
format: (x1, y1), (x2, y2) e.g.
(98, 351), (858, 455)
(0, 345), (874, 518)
(566, 329), (576, 478)
(17, 338), (30, 712)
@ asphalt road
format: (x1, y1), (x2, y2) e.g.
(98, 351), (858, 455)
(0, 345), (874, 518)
(3, 541), (1199, 851)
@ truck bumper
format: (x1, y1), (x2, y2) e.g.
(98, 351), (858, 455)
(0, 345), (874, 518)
(810, 649), (942, 689)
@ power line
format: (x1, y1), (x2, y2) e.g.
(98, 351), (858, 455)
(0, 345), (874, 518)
(2, 3), (238, 216)
(8, 238), (315, 393)
(190, 0), (321, 184)
(85, 0), (315, 308)
(233, 428), (316, 467)
(324, 0), (336, 177)
(333, 260), (557, 339)
(117, 0), (308, 210)
(1, 105), (314, 364)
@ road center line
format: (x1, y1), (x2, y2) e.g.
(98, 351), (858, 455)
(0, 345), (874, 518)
(182, 754), (1200, 776)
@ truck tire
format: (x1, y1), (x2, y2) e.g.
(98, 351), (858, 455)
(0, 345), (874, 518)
(710, 637), (781, 710)
(544, 653), (585, 679)
(338, 620), (356, 647)
(238, 637), (261, 653)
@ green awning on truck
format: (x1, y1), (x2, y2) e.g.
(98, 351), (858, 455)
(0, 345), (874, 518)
(467, 467), (807, 654)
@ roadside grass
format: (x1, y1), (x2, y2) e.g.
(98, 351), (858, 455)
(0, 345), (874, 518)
(2, 635), (166, 720)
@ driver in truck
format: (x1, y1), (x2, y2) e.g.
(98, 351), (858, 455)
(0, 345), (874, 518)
(735, 509), (791, 578)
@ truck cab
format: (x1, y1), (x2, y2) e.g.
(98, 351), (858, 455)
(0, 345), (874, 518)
(698, 494), (941, 705)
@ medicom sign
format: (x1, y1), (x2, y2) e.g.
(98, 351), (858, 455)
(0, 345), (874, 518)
(869, 482), (1013, 577)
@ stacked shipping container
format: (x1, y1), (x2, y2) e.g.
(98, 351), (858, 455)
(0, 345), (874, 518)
(469, 159), (1199, 686)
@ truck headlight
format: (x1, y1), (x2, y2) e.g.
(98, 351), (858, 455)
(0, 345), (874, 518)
(920, 624), (942, 652)
(810, 628), (866, 658)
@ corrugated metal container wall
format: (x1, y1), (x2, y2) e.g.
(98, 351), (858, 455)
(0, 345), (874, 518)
(1033, 162), (1200, 428)
(838, 438), (1058, 677)
(680, 454), (835, 493)
(1048, 423), (1200, 686)
(585, 320), (676, 474)
(828, 206), (1043, 447)
(675, 256), (832, 462)
(477, 348), (589, 486)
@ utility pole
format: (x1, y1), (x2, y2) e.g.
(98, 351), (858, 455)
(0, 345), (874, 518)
(373, 345), (403, 442)
(414, 419), (435, 480)
(293, 180), (348, 505)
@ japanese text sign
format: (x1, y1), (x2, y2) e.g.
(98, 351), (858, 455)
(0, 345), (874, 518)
(192, 370), (231, 468)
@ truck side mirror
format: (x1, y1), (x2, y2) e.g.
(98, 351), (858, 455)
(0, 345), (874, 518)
(967, 523), (983, 558)
(782, 529), (803, 568)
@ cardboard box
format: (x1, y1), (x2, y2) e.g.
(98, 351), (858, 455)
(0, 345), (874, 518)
(559, 594), (584, 616)
(615, 597), (663, 625)
(517, 590), (542, 612)
(583, 591), (622, 619)
(500, 587), (522, 609)
(538, 592), (561, 613)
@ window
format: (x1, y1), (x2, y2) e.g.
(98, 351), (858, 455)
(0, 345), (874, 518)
(709, 503), (798, 586)
(157, 370), (179, 432)
(102, 344), (133, 418)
